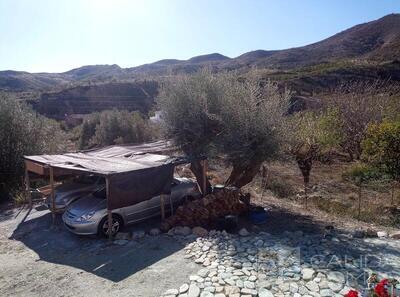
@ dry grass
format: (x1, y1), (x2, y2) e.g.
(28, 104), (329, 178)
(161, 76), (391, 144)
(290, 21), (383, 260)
(205, 159), (400, 229)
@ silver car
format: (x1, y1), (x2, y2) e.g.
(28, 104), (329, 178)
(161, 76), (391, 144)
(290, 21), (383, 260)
(46, 175), (105, 212)
(62, 177), (200, 236)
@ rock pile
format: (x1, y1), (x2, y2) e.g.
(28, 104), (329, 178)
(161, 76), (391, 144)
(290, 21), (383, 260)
(161, 189), (248, 231)
(162, 229), (400, 297)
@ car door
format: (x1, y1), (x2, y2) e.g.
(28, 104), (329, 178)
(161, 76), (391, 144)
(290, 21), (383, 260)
(123, 199), (152, 224)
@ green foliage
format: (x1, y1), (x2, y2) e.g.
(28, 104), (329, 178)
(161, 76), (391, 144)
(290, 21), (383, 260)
(318, 108), (343, 149)
(157, 70), (290, 186)
(0, 94), (67, 195)
(77, 109), (154, 149)
(342, 163), (381, 185)
(286, 109), (341, 157)
(362, 120), (400, 181)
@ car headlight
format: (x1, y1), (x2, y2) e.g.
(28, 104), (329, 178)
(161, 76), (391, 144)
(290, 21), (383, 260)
(76, 210), (96, 222)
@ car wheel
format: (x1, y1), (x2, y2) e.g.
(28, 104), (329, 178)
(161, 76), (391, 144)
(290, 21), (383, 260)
(98, 215), (123, 237)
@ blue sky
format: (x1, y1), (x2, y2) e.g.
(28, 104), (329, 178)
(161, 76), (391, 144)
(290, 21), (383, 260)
(0, 0), (399, 73)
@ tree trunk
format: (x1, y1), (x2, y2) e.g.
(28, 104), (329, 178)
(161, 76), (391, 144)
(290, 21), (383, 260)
(391, 181), (395, 205)
(225, 158), (264, 188)
(304, 181), (309, 209)
(190, 160), (212, 195)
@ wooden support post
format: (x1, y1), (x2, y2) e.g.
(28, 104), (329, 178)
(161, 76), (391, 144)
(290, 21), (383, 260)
(169, 195), (173, 216)
(106, 177), (112, 240)
(160, 194), (165, 220)
(49, 166), (56, 224)
(24, 165), (32, 208)
(202, 159), (208, 197)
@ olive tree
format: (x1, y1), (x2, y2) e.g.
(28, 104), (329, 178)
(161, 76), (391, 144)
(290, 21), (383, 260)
(0, 94), (67, 197)
(157, 70), (290, 189)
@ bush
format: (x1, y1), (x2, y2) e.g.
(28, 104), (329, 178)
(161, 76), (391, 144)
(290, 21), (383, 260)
(342, 163), (382, 185)
(266, 178), (294, 198)
(77, 110), (155, 149)
(362, 120), (400, 182)
(0, 94), (67, 198)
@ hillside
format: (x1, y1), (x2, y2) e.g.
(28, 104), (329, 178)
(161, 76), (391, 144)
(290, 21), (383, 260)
(29, 81), (158, 120)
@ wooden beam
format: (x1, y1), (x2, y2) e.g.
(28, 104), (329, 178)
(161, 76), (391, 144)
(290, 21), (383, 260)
(160, 194), (165, 220)
(25, 160), (47, 176)
(106, 177), (112, 240)
(24, 164), (32, 208)
(49, 166), (56, 224)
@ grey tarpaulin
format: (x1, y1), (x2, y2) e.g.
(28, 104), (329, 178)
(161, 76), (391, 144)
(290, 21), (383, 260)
(107, 164), (174, 210)
(24, 141), (185, 210)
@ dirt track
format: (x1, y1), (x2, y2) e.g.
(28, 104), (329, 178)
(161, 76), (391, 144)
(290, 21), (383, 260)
(0, 204), (197, 297)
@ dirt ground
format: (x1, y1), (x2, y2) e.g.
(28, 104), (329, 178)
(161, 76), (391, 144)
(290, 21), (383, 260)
(0, 203), (198, 297)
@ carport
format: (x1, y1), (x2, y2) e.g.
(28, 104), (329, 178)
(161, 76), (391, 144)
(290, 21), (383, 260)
(23, 140), (208, 238)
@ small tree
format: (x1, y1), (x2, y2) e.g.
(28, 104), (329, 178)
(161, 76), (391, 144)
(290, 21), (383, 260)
(343, 164), (379, 219)
(285, 110), (340, 208)
(362, 120), (400, 205)
(326, 80), (396, 160)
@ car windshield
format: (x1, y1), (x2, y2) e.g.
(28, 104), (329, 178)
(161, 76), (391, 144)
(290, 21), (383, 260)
(93, 188), (106, 199)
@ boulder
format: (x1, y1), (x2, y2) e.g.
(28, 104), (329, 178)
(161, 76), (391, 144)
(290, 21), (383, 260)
(131, 230), (145, 240)
(149, 228), (161, 236)
(238, 228), (250, 236)
(179, 283), (189, 294)
(114, 232), (131, 240)
(163, 289), (179, 296)
(377, 231), (388, 238)
(301, 268), (315, 281)
(258, 288), (274, 297)
(174, 226), (192, 236)
(389, 231), (400, 239)
(113, 239), (129, 246)
(188, 284), (200, 297)
(192, 226), (208, 237)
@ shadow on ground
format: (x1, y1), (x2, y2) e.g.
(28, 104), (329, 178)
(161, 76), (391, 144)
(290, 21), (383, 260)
(9, 206), (184, 283)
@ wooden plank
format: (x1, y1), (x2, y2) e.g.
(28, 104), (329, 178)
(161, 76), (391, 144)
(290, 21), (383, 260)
(160, 195), (165, 220)
(49, 166), (56, 224)
(106, 177), (112, 240)
(24, 166), (32, 208)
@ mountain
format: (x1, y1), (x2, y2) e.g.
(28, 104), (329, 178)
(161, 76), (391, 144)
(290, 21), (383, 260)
(1, 14), (400, 93)
(237, 13), (400, 69)
(1, 14), (400, 119)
